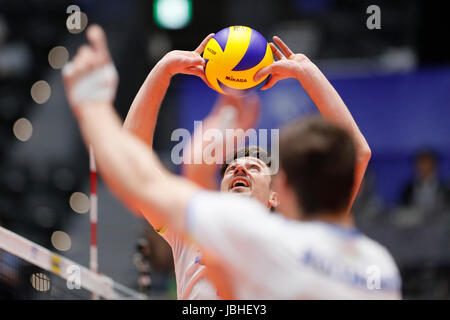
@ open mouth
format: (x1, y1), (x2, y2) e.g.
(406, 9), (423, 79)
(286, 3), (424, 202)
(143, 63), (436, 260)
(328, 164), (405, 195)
(229, 177), (251, 190)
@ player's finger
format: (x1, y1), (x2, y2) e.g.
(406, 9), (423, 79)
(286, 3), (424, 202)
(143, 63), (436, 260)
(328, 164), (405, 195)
(62, 61), (75, 78)
(240, 94), (261, 129)
(209, 94), (226, 117)
(185, 66), (206, 80)
(189, 56), (206, 66)
(202, 76), (215, 91)
(187, 66), (215, 90)
(254, 65), (272, 82)
(260, 74), (278, 91)
(76, 44), (90, 55)
(76, 46), (97, 74)
(269, 42), (285, 60)
(71, 48), (88, 76)
(273, 36), (294, 58)
(178, 54), (205, 69)
(78, 45), (95, 62)
(61, 62), (75, 92)
(187, 63), (215, 90)
(244, 93), (261, 113)
(225, 95), (245, 128)
(86, 24), (110, 59)
(217, 104), (238, 132)
(222, 94), (243, 109)
(194, 33), (215, 54)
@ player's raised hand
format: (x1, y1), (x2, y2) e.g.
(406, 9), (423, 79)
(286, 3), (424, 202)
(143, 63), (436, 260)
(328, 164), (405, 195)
(204, 93), (261, 133)
(62, 24), (118, 110)
(203, 93), (261, 160)
(182, 92), (261, 189)
(253, 36), (310, 90)
(159, 33), (214, 84)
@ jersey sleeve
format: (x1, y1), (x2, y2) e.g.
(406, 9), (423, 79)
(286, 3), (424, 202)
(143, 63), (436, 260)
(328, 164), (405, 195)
(184, 191), (289, 295)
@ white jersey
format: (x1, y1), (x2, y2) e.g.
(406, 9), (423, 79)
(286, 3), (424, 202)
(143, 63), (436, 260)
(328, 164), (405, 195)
(159, 227), (219, 300)
(185, 191), (402, 299)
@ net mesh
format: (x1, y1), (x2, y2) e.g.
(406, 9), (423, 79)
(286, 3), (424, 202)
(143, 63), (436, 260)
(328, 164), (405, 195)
(0, 250), (92, 299)
(0, 226), (147, 300)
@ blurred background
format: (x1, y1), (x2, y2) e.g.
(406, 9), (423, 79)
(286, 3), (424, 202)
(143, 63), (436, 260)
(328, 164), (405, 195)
(0, 0), (449, 299)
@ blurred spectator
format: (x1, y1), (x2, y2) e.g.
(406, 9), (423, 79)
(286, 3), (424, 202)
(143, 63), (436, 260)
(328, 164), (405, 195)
(401, 149), (449, 211)
(133, 238), (152, 294)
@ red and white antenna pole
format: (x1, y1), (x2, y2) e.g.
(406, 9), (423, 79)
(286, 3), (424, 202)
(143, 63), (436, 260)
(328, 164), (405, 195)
(89, 146), (99, 300)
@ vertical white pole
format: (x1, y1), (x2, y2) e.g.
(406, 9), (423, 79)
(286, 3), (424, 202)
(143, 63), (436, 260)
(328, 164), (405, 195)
(89, 146), (99, 300)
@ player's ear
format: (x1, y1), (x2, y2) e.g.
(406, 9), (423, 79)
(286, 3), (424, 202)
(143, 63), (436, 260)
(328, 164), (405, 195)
(268, 190), (279, 210)
(270, 170), (291, 208)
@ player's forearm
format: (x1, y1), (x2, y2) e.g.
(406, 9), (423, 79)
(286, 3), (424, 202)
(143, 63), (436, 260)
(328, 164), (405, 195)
(75, 102), (171, 227)
(181, 130), (221, 190)
(296, 59), (371, 211)
(295, 59), (371, 157)
(123, 62), (171, 148)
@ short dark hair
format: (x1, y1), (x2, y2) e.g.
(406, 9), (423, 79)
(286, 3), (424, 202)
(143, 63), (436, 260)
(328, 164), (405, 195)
(279, 117), (356, 216)
(220, 146), (272, 177)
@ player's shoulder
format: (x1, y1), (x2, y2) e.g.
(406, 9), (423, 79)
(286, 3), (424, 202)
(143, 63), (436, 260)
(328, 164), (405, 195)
(298, 222), (401, 293)
(290, 221), (362, 242)
(186, 190), (280, 238)
(190, 190), (272, 218)
(359, 234), (402, 294)
(294, 221), (399, 269)
(358, 233), (399, 270)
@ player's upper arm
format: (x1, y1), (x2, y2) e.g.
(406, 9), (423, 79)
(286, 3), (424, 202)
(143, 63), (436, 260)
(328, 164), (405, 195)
(137, 173), (200, 234)
(138, 207), (167, 234)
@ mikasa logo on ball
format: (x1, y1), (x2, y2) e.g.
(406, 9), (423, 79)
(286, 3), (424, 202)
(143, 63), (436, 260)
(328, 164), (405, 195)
(206, 47), (216, 55)
(225, 75), (247, 82)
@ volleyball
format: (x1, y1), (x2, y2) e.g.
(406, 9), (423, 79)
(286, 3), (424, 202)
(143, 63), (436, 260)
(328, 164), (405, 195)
(203, 26), (273, 95)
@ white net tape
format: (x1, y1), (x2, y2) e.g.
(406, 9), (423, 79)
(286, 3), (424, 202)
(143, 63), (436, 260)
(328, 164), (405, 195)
(0, 226), (147, 300)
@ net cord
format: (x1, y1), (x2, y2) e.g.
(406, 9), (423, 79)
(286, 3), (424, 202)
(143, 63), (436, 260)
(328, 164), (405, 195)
(0, 225), (146, 300)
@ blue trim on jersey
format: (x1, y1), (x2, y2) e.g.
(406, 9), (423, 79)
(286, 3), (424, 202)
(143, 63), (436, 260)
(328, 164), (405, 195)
(301, 249), (401, 292)
(312, 221), (362, 238)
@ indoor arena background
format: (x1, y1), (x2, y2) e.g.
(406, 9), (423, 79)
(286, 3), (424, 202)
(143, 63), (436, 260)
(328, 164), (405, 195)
(0, 0), (449, 299)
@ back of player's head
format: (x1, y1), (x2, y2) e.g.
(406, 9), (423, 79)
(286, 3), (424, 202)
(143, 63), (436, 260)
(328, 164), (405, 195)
(220, 145), (271, 177)
(279, 117), (356, 216)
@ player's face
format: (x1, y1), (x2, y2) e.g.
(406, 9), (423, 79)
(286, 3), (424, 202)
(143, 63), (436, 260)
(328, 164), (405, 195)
(220, 157), (277, 209)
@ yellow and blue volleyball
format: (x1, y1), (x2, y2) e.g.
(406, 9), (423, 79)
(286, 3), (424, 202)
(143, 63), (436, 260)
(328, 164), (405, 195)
(203, 26), (273, 94)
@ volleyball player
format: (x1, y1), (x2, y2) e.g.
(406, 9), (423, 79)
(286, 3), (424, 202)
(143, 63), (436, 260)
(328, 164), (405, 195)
(121, 29), (369, 299)
(124, 42), (264, 299)
(63, 25), (400, 299)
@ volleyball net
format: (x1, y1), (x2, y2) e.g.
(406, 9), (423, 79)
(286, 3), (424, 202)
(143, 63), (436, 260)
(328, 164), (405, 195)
(0, 226), (147, 300)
